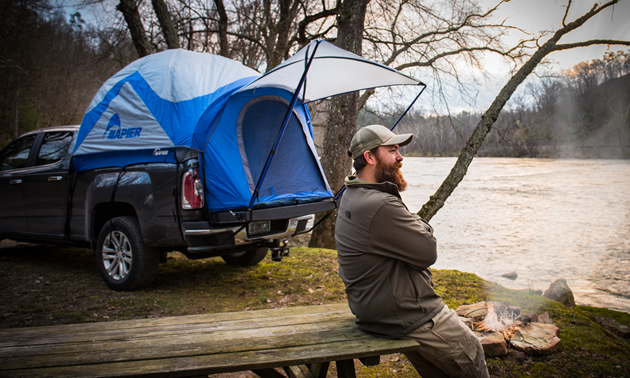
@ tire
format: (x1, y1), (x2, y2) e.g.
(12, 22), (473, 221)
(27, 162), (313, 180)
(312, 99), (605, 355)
(95, 216), (160, 291)
(221, 247), (268, 266)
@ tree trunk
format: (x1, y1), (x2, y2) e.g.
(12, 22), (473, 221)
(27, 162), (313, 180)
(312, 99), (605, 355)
(308, 0), (370, 249)
(417, 2), (619, 221)
(152, 0), (179, 49)
(214, 0), (229, 57)
(117, 0), (152, 57)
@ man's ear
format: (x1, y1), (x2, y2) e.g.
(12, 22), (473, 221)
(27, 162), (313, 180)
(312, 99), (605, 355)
(364, 150), (377, 166)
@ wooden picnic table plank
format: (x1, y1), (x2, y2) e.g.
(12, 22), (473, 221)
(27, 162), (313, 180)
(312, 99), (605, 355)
(0, 309), (351, 348)
(0, 303), (350, 340)
(0, 303), (421, 378)
(2, 338), (420, 378)
(1, 321), (366, 369)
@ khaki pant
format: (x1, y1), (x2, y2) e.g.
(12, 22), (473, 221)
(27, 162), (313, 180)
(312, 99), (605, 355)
(402, 305), (489, 378)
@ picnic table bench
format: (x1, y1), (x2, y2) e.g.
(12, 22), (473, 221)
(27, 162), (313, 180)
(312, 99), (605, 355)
(0, 303), (419, 378)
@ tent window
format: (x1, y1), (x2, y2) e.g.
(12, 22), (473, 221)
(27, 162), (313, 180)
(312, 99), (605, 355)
(238, 97), (324, 200)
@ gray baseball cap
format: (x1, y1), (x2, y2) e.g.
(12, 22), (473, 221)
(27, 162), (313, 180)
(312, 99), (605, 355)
(348, 125), (413, 159)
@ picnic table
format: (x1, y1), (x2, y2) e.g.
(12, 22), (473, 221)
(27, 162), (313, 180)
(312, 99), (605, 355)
(0, 303), (419, 378)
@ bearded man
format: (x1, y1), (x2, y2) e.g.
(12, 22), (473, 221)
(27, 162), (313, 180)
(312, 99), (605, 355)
(335, 125), (489, 378)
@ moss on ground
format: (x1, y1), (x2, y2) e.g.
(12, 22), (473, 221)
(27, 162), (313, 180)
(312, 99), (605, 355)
(1, 243), (629, 377)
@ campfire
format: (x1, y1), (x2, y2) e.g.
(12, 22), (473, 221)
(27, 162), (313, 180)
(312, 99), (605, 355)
(470, 302), (522, 339)
(456, 301), (563, 357)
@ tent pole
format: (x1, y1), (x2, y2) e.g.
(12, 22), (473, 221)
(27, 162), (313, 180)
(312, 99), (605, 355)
(390, 83), (426, 131)
(247, 40), (322, 210)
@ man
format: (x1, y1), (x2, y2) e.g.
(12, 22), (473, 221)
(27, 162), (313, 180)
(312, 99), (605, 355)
(335, 125), (489, 378)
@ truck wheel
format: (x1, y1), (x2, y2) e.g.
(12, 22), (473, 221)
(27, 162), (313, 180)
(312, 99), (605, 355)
(221, 248), (268, 266)
(95, 216), (160, 291)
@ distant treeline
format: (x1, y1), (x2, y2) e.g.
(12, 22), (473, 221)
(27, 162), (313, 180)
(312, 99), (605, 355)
(362, 51), (630, 159)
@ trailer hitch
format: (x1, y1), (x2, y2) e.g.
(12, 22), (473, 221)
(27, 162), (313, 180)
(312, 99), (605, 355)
(271, 239), (290, 261)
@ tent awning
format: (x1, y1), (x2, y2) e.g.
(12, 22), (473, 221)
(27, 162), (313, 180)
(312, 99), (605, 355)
(238, 40), (423, 103)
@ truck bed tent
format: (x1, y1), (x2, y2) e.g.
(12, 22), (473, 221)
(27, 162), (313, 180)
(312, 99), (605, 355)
(73, 41), (423, 212)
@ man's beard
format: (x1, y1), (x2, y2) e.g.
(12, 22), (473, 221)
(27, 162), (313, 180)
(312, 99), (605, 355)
(374, 155), (407, 191)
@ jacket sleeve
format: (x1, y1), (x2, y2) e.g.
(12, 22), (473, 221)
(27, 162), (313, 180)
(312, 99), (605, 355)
(368, 196), (437, 271)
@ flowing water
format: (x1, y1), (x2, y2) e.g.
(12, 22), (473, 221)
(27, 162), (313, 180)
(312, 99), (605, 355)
(400, 157), (630, 313)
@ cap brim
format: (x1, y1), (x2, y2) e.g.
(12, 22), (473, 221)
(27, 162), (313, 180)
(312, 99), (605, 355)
(383, 133), (413, 147)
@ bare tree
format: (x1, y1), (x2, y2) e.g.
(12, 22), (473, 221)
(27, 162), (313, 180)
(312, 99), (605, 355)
(152, 0), (179, 49)
(117, 0), (152, 57)
(418, 0), (630, 221)
(308, 0), (370, 249)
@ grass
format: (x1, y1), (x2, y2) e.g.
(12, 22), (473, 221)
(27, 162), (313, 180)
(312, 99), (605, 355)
(1, 241), (629, 377)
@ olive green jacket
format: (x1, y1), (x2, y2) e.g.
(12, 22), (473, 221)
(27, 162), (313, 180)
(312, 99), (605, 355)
(335, 176), (444, 339)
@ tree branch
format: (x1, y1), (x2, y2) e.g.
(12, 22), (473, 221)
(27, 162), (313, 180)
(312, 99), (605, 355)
(418, 0), (625, 221)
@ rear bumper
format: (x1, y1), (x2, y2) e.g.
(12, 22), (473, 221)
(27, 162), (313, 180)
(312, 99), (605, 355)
(182, 199), (336, 254)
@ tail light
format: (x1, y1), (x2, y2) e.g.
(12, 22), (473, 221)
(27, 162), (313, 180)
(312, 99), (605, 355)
(181, 168), (204, 209)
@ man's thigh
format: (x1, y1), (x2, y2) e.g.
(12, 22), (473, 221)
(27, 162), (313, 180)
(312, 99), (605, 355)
(403, 305), (488, 378)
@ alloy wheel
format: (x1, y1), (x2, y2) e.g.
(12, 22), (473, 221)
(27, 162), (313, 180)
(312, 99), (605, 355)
(101, 230), (133, 281)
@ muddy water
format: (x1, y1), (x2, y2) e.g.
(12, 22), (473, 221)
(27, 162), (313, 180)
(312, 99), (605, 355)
(400, 157), (630, 313)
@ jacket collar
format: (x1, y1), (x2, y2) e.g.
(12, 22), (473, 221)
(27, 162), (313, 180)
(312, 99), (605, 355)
(344, 175), (402, 199)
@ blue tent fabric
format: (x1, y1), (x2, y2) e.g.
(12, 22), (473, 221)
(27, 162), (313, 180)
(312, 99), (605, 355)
(202, 87), (331, 212)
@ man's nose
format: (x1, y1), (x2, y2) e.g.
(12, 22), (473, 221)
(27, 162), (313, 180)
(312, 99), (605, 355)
(396, 150), (403, 161)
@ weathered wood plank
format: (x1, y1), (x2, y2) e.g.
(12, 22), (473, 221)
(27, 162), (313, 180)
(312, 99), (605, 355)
(297, 365), (317, 378)
(335, 360), (356, 378)
(0, 319), (358, 359)
(252, 368), (286, 378)
(0, 307), (351, 348)
(0, 303), (350, 340)
(0, 322), (368, 369)
(1, 339), (419, 378)
(307, 362), (330, 378)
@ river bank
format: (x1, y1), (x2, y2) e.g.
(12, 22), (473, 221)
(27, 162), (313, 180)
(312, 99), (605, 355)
(1, 243), (628, 377)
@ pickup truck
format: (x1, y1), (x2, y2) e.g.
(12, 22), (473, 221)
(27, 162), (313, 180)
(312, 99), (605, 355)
(0, 125), (335, 290)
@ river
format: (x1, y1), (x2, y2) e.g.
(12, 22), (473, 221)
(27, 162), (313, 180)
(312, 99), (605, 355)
(399, 157), (630, 313)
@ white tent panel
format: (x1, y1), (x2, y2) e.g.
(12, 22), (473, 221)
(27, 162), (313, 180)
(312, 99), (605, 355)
(74, 82), (174, 155)
(239, 41), (422, 103)
(86, 49), (260, 113)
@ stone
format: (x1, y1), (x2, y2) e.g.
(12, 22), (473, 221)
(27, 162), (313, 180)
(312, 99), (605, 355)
(501, 271), (518, 280)
(543, 278), (576, 307)
(474, 331), (508, 357)
(516, 312), (538, 324)
(504, 349), (527, 360)
(455, 302), (491, 318)
(537, 312), (554, 325)
(509, 323), (563, 355)
(595, 315), (630, 339)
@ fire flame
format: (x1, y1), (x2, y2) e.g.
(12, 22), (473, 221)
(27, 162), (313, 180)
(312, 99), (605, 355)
(471, 302), (522, 340)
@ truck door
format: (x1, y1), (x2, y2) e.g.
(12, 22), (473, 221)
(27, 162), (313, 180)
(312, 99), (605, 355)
(23, 131), (74, 238)
(0, 134), (37, 234)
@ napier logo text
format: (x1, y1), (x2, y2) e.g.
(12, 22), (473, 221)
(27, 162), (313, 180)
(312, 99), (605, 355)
(153, 148), (168, 156)
(103, 114), (142, 140)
